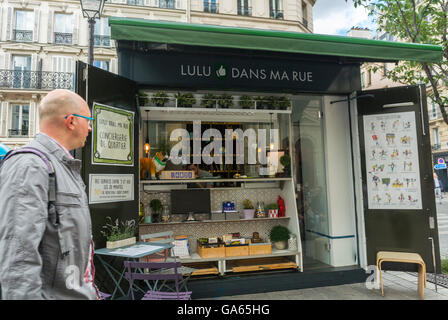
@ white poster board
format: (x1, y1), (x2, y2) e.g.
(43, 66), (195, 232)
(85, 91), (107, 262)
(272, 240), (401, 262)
(363, 111), (422, 210)
(89, 174), (134, 204)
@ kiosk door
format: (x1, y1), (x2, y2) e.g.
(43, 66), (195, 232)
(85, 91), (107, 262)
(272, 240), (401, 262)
(357, 85), (440, 273)
(75, 61), (139, 248)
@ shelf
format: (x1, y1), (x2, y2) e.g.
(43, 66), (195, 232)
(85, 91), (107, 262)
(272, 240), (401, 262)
(178, 249), (300, 263)
(142, 106), (291, 115)
(139, 216), (290, 226)
(140, 177), (292, 184)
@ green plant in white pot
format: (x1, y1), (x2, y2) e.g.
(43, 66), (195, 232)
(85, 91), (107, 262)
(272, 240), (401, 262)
(269, 225), (291, 250)
(243, 199), (255, 219)
(101, 216), (137, 249)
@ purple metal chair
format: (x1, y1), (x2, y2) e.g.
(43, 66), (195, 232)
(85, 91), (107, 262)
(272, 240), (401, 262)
(124, 261), (192, 300)
(98, 291), (111, 300)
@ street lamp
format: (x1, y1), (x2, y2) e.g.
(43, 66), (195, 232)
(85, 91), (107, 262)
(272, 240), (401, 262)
(80, 0), (105, 65)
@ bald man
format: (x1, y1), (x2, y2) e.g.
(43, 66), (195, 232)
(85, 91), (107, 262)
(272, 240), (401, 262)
(0, 89), (98, 300)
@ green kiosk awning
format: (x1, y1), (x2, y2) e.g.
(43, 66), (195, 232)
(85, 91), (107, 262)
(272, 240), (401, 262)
(109, 17), (442, 63)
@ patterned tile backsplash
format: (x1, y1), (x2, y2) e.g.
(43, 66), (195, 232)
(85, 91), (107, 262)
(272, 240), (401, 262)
(140, 187), (290, 253)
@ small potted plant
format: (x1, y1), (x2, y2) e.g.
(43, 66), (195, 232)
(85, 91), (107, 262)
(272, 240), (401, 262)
(276, 96), (291, 110)
(217, 93), (234, 109)
(201, 93), (217, 108)
(280, 154), (291, 177)
(238, 95), (254, 109)
(151, 91), (169, 107)
(101, 216), (137, 249)
(242, 199), (255, 219)
(138, 91), (149, 106)
(266, 203), (279, 218)
(175, 92), (196, 108)
(269, 225), (291, 250)
(150, 199), (163, 223)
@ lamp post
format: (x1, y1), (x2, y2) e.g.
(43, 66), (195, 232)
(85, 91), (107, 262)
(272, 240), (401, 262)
(80, 0), (105, 65)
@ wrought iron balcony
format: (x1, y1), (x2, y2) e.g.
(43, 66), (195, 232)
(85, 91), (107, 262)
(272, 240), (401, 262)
(270, 9), (284, 19)
(237, 6), (252, 16)
(8, 129), (29, 138)
(94, 35), (111, 47)
(204, 1), (219, 13)
(0, 70), (73, 90)
(54, 32), (73, 45)
(159, 0), (175, 9)
(432, 144), (441, 151)
(13, 29), (33, 42)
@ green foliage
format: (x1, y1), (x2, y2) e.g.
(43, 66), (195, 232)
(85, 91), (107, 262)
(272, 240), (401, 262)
(266, 203), (279, 210)
(269, 225), (291, 242)
(280, 154), (291, 167)
(217, 93), (234, 108)
(138, 91), (149, 106)
(151, 91), (169, 107)
(201, 93), (217, 108)
(100, 216), (136, 242)
(442, 258), (448, 274)
(349, 0), (448, 123)
(150, 199), (163, 213)
(239, 95), (254, 109)
(243, 199), (254, 209)
(175, 92), (197, 108)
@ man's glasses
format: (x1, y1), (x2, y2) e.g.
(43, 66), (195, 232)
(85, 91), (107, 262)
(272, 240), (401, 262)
(65, 114), (94, 127)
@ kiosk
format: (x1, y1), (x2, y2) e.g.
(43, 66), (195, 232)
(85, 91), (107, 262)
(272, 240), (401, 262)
(78, 18), (443, 298)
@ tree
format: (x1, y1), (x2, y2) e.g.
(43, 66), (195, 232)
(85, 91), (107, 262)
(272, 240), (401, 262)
(351, 0), (448, 123)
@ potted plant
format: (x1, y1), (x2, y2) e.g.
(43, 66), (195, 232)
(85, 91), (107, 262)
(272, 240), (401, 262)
(175, 92), (196, 108)
(277, 96), (291, 110)
(269, 225), (291, 250)
(201, 93), (217, 108)
(217, 93), (234, 109)
(150, 199), (163, 223)
(254, 96), (266, 109)
(242, 199), (255, 219)
(138, 91), (149, 106)
(266, 203), (279, 218)
(238, 95), (254, 109)
(280, 154), (291, 177)
(150, 91), (169, 107)
(101, 216), (137, 249)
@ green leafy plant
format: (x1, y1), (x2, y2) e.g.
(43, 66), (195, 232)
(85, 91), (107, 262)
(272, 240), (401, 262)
(150, 199), (163, 213)
(276, 96), (291, 110)
(217, 93), (234, 109)
(266, 203), (279, 210)
(254, 96), (268, 109)
(239, 95), (254, 109)
(269, 225), (291, 242)
(175, 92), (196, 108)
(280, 154), (291, 176)
(243, 199), (254, 209)
(201, 93), (217, 108)
(151, 91), (169, 107)
(138, 91), (149, 106)
(442, 259), (448, 274)
(100, 216), (136, 242)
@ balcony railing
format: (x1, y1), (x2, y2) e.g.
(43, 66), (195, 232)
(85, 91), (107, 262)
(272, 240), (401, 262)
(8, 129), (29, 138)
(94, 35), (111, 47)
(54, 32), (73, 45)
(13, 29), (33, 42)
(0, 70), (73, 90)
(204, 1), (219, 13)
(432, 144), (441, 151)
(270, 9), (284, 19)
(237, 6), (252, 16)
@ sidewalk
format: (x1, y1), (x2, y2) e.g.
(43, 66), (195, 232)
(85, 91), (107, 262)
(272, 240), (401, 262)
(207, 271), (448, 300)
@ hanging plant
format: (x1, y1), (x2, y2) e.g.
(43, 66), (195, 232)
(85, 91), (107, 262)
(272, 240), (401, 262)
(150, 91), (169, 107)
(201, 93), (217, 108)
(217, 93), (234, 109)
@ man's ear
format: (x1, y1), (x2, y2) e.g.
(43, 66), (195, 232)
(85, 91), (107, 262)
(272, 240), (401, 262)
(65, 116), (75, 130)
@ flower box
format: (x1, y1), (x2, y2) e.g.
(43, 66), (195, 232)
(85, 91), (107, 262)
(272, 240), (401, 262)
(106, 236), (136, 249)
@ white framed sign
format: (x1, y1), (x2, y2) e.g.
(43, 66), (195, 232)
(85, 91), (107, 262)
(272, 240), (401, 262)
(89, 174), (134, 204)
(363, 111), (422, 210)
(92, 102), (134, 166)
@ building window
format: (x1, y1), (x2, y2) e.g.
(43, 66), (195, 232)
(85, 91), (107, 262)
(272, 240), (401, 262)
(9, 104), (29, 137)
(302, 1), (308, 28)
(432, 127), (440, 150)
(429, 100), (439, 120)
(12, 55), (31, 88)
(94, 60), (110, 71)
(94, 18), (111, 47)
(237, 0), (251, 16)
(54, 13), (73, 45)
(270, 0), (283, 19)
(204, 0), (218, 13)
(159, 0), (175, 9)
(127, 0), (145, 5)
(14, 10), (34, 42)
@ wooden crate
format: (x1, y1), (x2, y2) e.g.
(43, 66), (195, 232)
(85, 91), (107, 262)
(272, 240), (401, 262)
(249, 243), (272, 256)
(225, 245), (249, 257)
(228, 257), (298, 273)
(197, 244), (225, 258)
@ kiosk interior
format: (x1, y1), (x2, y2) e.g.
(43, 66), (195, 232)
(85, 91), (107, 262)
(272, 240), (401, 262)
(77, 18), (443, 297)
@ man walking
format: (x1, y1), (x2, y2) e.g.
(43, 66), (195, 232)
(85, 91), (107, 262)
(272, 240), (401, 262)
(0, 89), (98, 299)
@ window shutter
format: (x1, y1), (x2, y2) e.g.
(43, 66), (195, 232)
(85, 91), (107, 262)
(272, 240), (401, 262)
(6, 7), (12, 41)
(47, 10), (54, 43)
(33, 8), (40, 42)
(5, 53), (11, 69)
(72, 12), (79, 45)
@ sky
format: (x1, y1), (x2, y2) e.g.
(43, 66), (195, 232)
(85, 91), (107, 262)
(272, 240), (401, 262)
(312, 0), (377, 36)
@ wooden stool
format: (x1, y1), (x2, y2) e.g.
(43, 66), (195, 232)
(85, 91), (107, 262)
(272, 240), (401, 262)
(376, 251), (426, 299)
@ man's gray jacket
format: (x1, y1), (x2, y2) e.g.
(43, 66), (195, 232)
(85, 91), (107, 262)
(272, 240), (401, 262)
(0, 134), (97, 299)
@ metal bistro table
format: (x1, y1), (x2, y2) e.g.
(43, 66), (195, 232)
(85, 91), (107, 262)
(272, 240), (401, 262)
(95, 241), (174, 300)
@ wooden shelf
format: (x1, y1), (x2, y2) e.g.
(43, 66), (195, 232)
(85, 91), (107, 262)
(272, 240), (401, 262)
(142, 106), (291, 115)
(140, 177), (292, 184)
(178, 249), (300, 263)
(139, 216), (290, 227)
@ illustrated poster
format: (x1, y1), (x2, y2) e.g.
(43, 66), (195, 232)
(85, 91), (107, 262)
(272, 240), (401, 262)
(363, 112), (422, 210)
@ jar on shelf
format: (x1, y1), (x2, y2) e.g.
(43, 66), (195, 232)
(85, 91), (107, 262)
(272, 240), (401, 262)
(256, 201), (265, 218)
